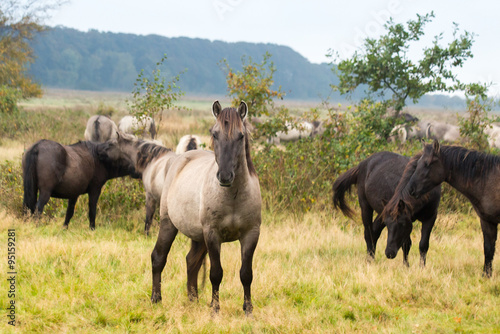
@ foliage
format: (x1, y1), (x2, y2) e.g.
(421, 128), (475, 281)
(127, 54), (185, 133)
(220, 52), (285, 118)
(331, 12), (475, 113)
(0, 0), (64, 101)
(0, 85), (21, 114)
(457, 83), (496, 150)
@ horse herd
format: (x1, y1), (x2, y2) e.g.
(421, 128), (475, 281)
(21, 102), (499, 315)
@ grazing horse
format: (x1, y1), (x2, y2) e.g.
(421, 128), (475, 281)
(267, 121), (324, 144)
(407, 140), (500, 277)
(176, 134), (202, 154)
(118, 115), (157, 139)
(380, 154), (441, 266)
(150, 101), (261, 316)
(84, 115), (119, 142)
(332, 151), (441, 266)
(426, 121), (461, 142)
(22, 139), (138, 229)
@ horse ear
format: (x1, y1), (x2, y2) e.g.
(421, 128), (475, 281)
(238, 101), (248, 120)
(420, 138), (426, 148)
(212, 101), (222, 119)
(432, 139), (440, 155)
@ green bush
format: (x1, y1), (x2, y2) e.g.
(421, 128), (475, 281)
(0, 86), (21, 114)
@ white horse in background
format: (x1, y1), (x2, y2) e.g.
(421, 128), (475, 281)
(118, 115), (157, 139)
(176, 135), (202, 154)
(426, 121), (461, 142)
(84, 115), (119, 143)
(268, 121), (324, 144)
(485, 124), (500, 149)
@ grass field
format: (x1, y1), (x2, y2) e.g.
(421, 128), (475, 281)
(0, 90), (498, 333)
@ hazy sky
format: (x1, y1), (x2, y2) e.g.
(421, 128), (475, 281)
(47, 0), (500, 96)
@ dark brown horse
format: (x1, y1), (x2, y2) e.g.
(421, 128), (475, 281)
(333, 151), (441, 266)
(22, 139), (138, 229)
(380, 153), (441, 266)
(407, 140), (500, 277)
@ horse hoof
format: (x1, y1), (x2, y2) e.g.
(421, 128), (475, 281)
(151, 293), (162, 303)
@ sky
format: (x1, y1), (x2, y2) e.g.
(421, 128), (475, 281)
(47, 0), (500, 96)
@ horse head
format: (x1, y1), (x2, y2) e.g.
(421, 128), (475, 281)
(96, 132), (141, 178)
(408, 140), (445, 198)
(210, 100), (249, 187)
(383, 200), (413, 259)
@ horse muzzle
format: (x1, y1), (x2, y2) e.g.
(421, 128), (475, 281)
(217, 171), (234, 187)
(385, 248), (397, 259)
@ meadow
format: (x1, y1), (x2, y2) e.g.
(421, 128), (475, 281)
(0, 90), (498, 333)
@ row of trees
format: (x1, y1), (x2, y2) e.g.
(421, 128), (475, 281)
(3, 2), (496, 142)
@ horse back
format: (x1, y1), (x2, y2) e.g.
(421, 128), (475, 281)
(362, 152), (409, 213)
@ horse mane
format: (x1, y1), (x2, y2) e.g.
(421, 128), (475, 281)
(135, 140), (172, 170)
(212, 107), (257, 176)
(381, 153), (425, 220)
(438, 145), (500, 187)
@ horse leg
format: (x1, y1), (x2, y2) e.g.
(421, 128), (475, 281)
(144, 193), (157, 236)
(401, 235), (413, 267)
(360, 201), (376, 260)
(88, 188), (102, 230)
(63, 197), (78, 229)
(35, 189), (51, 217)
(480, 219), (498, 278)
(186, 240), (207, 301)
(204, 229), (223, 314)
(240, 229), (260, 317)
(151, 214), (178, 303)
(418, 215), (437, 267)
(372, 215), (386, 247)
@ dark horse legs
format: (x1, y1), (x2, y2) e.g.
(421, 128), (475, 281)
(239, 229), (259, 316)
(186, 240), (207, 301)
(205, 230), (223, 314)
(151, 214), (178, 303)
(63, 197), (78, 228)
(480, 219), (498, 277)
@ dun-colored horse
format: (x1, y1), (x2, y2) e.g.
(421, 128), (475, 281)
(150, 101), (261, 315)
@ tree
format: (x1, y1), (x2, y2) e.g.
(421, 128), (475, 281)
(332, 12), (475, 114)
(219, 52), (284, 119)
(458, 83), (496, 150)
(126, 55), (185, 134)
(0, 0), (64, 110)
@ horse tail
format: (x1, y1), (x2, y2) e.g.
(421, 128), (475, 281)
(23, 142), (40, 214)
(92, 116), (101, 142)
(332, 165), (359, 219)
(149, 119), (157, 139)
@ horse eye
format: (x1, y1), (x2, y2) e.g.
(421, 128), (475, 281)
(212, 132), (219, 140)
(238, 133), (244, 141)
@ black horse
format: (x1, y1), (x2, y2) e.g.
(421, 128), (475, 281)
(380, 153), (441, 266)
(333, 151), (441, 266)
(22, 139), (138, 229)
(407, 140), (500, 277)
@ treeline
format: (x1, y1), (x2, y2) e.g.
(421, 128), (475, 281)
(28, 26), (467, 108)
(29, 27), (339, 100)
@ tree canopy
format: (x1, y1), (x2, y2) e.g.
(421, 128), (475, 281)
(332, 12), (475, 113)
(0, 0), (64, 100)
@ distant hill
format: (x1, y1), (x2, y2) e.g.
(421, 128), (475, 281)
(29, 26), (467, 108)
(29, 27), (341, 100)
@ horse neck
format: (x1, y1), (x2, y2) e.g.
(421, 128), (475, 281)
(439, 150), (480, 202)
